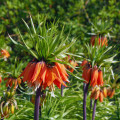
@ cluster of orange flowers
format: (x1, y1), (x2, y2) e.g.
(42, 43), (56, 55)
(81, 60), (103, 87)
(19, 60), (69, 90)
(90, 87), (115, 102)
(90, 36), (108, 47)
(81, 59), (115, 102)
(65, 56), (78, 73)
(90, 87), (103, 102)
(0, 49), (10, 59)
(0, 49), (10, 85)
(4, 77), (22, 89)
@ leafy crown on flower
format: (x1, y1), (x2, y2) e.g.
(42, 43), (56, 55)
(9, 15), (75, 90)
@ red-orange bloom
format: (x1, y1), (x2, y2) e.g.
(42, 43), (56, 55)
(19, 61), (69, 89)
(0, 49), (10, 58)
(94, 89), (100, 100)
(81, 60), (92, 83)
(103, 87), (107, 98)
(65, 56), (78, 73)
(99, 91), (104, 102)
(4, 77), (22, 89)
(81, 60), (88, 67)
(90, 36), (108, 47)
(90, 87), (100, 100)
(97, 70), (104, 86)
(107, 88), (115, 98)
(90, 66), (98, 87)
(66, 60), (78, 73)
(82, 66), (91, 83)
(109, 89), (115, 98)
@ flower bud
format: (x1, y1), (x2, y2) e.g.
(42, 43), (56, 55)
(107, 87), (112, 96)
(94, 90), (100, 100)
(109, 89), (115, 98)
(17, 78), (21, 84)
(99, 91), (103, 102)
(11, 104), (14, 114)
(4, 106), (9, 115)
(103, 87), (107, 98)
(7, 91), (10, 97)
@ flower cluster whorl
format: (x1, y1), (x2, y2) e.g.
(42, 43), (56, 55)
(90, 87), (115, 102)
(81, 60), (103, 87)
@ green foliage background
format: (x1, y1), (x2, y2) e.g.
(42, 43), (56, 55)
(0, 0), (120, 120)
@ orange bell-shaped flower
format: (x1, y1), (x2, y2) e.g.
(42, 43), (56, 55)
(97, 70), (103, 86)
(98, 37), (108, 47)
(99, 91), (104, 102)
(90, 35), (97, 46)
(81, 60), (88, 67)
(90, 87), (96, 99)
(0, 49), (10, 58)
(103, 87), (107, 98)
(109, 89), (115, 98)
(66, 60), (78, 73)
(90, 36), (108, 47)
(19, 61), (69, 90)
(94, 89), (100, 100)
(90, 66), (98, 87)
(90, 87), (100, 100)
(107, 87), (112, 96)
(85, 68), (91, 83)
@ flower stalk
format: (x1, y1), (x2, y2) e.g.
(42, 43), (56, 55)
(61, 82), (66, 96)
(34, 86), (41, 120)
(83, 83), (89, 120)
(92, 99), (97, 120)
(90, 99), (92, 110)
(61, 85), (64, 96)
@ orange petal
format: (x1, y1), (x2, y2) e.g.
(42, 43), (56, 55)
(14, 80), (17, 89)
(103, 87), (107, 98)
(45, 67), (55, 86)
(81, 60), (88, 67)
(97, 70), (103, 86)
(99, 91), (104, 102)
(31, 62), (42, 83)
(19, 62), (32, 77)
(94, 90), (100, 100)
(6, 78), (11, 87)
(9, 78), (13, 87)
(53, 79), (61, 89)
(40, 62), (47, 84)
(55, 63), (68, 82)
(85, 68), (91, 83)
(23, 62), (36, 82)
(109, 89), (115, 98)
(90, 66), (98, 87)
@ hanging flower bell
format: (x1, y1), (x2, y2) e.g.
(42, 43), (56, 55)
(19, 60), (69, 90)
